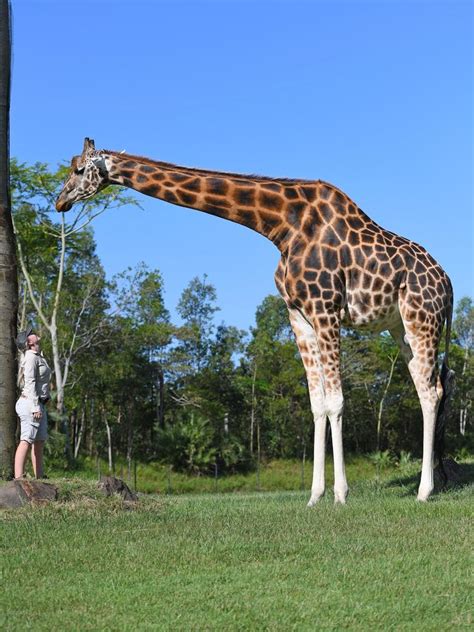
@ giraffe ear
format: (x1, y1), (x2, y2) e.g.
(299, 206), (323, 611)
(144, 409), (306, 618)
(81, 137), (95, 158)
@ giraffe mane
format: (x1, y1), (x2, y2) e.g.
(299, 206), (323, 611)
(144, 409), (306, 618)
(103, 150), (320, 186)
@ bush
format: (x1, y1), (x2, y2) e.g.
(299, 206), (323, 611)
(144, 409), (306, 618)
(157, 414), (217, 474)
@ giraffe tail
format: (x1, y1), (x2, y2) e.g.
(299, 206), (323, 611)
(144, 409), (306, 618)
(434, 287), (455, 480)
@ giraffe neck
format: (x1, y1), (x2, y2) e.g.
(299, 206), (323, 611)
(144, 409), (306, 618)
(102, 151), (310, 249)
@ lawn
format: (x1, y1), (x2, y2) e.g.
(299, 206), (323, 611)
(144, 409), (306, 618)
(46, 454), (423, 495)
(1, 463), (472, 631)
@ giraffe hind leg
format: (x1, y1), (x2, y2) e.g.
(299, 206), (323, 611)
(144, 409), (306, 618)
(392, 305), (444, 501)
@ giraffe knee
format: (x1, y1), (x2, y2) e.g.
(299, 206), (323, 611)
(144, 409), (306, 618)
(325, 392), (344, 417)
(309, 392), (325, 418)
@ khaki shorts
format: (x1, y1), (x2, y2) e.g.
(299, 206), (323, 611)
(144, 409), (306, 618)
(16, 398), (48, 444)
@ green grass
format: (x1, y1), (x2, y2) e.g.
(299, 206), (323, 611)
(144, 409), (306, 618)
(1, 464), (473, 631)
(47, 455), (410, 495)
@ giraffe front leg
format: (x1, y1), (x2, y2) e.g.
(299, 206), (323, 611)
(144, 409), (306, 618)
(326, 390), (348, 504)
(286, 307), (328, 507)
(307, 400), (327, 507)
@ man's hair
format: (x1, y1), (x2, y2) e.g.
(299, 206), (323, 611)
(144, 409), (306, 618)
(15, 325), (34, 352)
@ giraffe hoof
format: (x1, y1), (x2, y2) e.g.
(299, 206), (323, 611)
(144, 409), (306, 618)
(416, 484), (433, 502)
(334, 487), (348, 505)
(307, 492), (324, 507)
(416, 492), (432, 502)
(416, 496), (429, 503)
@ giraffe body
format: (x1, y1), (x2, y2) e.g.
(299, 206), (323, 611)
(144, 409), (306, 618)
(57, 139), (453, 504)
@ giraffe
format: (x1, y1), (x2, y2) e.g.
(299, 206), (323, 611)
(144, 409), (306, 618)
(56, 138), (454, 504)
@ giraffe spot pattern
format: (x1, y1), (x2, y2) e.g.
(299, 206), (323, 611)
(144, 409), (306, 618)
(88, 153), (452, 407)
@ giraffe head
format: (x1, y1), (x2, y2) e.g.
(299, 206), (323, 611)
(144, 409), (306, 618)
(56, 138), (109, 212)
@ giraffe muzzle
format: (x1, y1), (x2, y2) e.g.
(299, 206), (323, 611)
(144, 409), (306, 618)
(55, 196), (73, 212)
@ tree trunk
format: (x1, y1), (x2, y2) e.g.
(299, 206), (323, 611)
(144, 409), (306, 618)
(459, 346), (470, 436)
(250, 363), (257, 455)
(157, 366), (164, 428)
(18, 279), (27, 330)
(376, 351), (399, 451)
(0, 0), (17, 479)
(88, 397), (95, 456)
(70, 408), (77, 451)
(126, 406), (133, 482)
(103, 410), (113, 473)
(74, 405), (86, 459)
(256, 416), (261, 490)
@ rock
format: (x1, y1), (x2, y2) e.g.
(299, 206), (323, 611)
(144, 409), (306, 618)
(0, 480), (58, 509)
(98, 476), (138, 502)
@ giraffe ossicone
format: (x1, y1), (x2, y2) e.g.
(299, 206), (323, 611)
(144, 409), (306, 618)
(56, 138), (454, 505)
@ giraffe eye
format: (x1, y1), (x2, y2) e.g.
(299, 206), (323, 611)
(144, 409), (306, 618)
(74, 166), (85, 175)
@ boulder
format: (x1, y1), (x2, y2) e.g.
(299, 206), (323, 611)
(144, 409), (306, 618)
(98, 476), (138, 502)
(0, 480), (58, 509)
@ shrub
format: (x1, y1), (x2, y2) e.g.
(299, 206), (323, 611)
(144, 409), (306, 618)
(157, 414), (217, 474)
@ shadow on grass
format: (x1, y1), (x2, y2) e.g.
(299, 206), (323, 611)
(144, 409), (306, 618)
(384, 461), (474, 497)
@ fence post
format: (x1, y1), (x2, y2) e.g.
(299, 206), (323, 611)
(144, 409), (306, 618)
(167, 464), (172, 494)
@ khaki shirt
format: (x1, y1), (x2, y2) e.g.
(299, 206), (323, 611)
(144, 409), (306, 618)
(19, 350), (52, 413)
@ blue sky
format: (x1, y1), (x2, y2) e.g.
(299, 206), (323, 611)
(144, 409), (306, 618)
(11, 0), (473, 331)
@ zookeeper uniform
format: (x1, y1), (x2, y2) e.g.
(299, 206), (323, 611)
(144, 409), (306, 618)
(16, 349), (52, 444)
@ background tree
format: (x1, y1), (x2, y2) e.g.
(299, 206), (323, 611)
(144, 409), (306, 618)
(174, 274), (220, 373)
(452, 297), (473, 438)
(245, 295), (311, 464)
(11, 160), (134, 461)
(0, 0), (16, 478)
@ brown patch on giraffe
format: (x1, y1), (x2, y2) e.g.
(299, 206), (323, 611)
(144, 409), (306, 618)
(287, 202), (306, 229)
(339, 245), (352, 267)
(164, 190), (180, 204)
(284, 187), (300, 200)
(178, 191), (197, 206)
(318, 202), (333, 223)
(170, 173), (189, 183)
(318, 183), (333, 200)
(300, 186), (317, 202)
(322, 249), (339, 271)
(235, 188), (256, 206)
(322, 225), (341, 247)
(237, 210), (258, 230)
(305, 245), (322, 270)
(207, 178), (229, 196)
(259, 191), (283, 211)
(182, 178), (202, 192)
(141, 184), (161, 197)
(262, 182), (283, 193)
(348, 231), (360, 246)
(205, 196), (231, 208)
